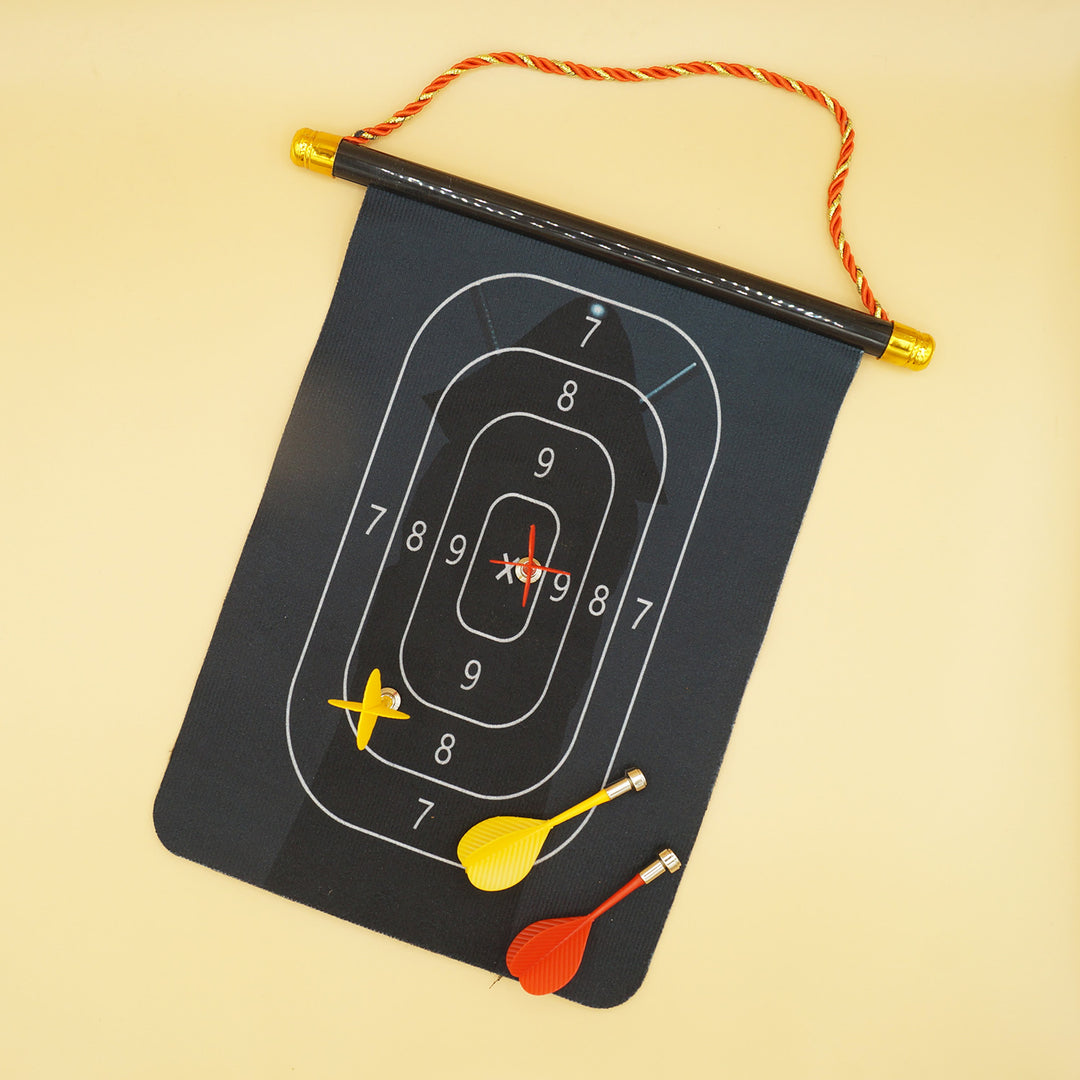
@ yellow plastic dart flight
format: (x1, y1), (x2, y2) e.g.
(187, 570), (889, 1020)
(457, 769), (646, 891)
(328, 668), (410, 750)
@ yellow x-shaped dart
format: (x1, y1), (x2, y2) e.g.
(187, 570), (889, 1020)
(328, 668), (410, 750)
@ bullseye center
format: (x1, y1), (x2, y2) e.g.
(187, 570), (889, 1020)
(513, 559), (543, 584)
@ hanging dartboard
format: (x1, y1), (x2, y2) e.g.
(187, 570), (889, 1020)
(155, 54), (931, 1008)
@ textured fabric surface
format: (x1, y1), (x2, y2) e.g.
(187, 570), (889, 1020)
(155, 186), (860, 1006)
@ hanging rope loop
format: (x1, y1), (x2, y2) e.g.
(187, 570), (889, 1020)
(347, 53), (888, 321)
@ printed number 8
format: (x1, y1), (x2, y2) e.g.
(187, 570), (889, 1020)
(406, 520), (427, 551)
(435, 733), (455, 765)
(557, 380), (578, 412)
(588, 584), (609, 616)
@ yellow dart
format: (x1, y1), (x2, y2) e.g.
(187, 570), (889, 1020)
(457, 769), (646, 891)
(328, 668), (410, 750)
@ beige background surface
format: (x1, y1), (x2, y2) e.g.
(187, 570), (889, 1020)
(3, 1), (1079, 1077)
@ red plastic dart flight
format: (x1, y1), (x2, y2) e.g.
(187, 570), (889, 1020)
(505, 849), (682, 995)
(489, 523), (569, 607)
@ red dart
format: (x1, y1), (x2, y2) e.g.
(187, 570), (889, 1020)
(489, 523), (570, 607)
(521, 523), (537, 607)
(505, 849), (682, 995)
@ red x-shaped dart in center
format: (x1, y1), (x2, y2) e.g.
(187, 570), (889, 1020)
(490, 524), (570, 607)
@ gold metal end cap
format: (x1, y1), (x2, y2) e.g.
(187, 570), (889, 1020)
(290, 128), (341, 176)
(604, 768), (646, 800)
(882, 322), (935, 371)
(658, 849), (681, 873)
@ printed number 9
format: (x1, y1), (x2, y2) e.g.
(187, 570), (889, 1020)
(460, 659), (481, 691)
(445, 533), (467, 565)
(534, 447), (555, 478)
(549, 573), (571, 603)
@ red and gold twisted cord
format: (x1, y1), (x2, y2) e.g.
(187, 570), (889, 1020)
(346, 53), (887, 320)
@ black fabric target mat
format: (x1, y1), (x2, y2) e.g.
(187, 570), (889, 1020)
(155, 186), (860, 1007)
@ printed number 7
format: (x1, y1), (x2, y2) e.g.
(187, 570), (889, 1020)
(632, 597), (654, 629)
(365, 503), (388, 535)
(580, 315), (602, 347)
(413, 797), (434, 830)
